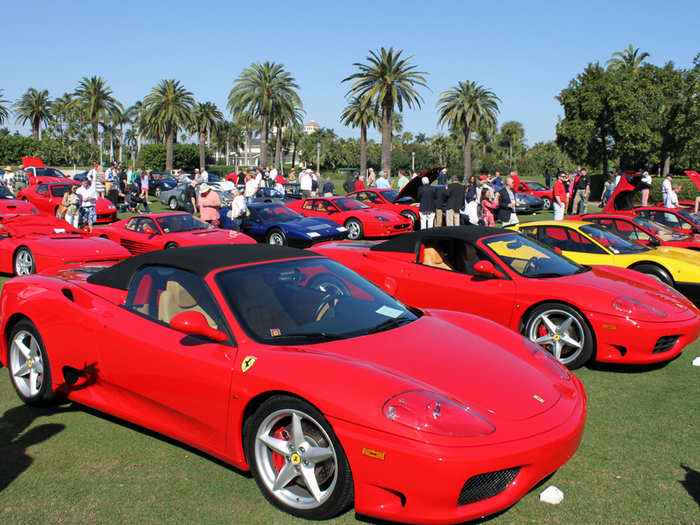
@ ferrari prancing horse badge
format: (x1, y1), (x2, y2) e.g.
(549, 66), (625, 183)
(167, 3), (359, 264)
(241, 356), (257, 373)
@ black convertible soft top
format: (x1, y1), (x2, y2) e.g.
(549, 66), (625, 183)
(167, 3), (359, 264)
(370, 226), (512, 253)
(87, 244), (319, 290)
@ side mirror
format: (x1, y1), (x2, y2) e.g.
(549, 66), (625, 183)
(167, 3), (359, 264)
(473, 260), (505, 279)
(648, 237), (661, 247)
(170, 311), (227, 342)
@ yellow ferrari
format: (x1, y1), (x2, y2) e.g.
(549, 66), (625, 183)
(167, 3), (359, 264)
(512, 220), (700, 304)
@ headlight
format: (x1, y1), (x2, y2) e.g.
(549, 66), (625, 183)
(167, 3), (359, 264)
(108, 205), (116, 210)
(523, 337), (570, 380)
(383, 391), (494, 437)
(612, 296), (667, 320)
(376, 216), (390, 222)
(307, 231), (320, 238)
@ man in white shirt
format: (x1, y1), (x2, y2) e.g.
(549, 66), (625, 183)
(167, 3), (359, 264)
(87, 163), (99, 183)
(3, 166), (14, 185)
(244, 174), (259, 203)
(200, 168), (209, 183)
(76, 177), (98, 232)
(375, 170), (391, 189)
(269, 165), (278, 181)
(665, 182), (680, 209)
(299, 170), (312, 198)
(661, 175), (673, 205)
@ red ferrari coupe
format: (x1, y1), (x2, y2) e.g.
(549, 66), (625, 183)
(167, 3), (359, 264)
(17, 181), (118, 222)
(285, 197), (413, 240)
(0, 244), (585, 524)
(0, 184), (39, 215)
(314, 227), (700, 368)
(344, 188), (420, 227)
(517, 180), (553, 210)
(570, 212), (700, 250)
(95, 212), (256, 254)
(21, 156), (72, 184)
(0, 214), (128, 275)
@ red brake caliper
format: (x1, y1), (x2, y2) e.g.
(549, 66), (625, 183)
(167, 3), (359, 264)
(272, 427), (289, 472)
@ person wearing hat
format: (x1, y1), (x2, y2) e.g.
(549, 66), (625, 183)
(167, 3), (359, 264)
(198, 183), (221, 224)
(3, 166), (13, 185)
(662, 174), (673, 206)
(184, 179), (198, 215)
(553, 172), (568, 220)
(640, 170), (652, 206)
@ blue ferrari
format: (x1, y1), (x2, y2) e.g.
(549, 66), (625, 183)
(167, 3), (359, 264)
(218, 202), (349, 247)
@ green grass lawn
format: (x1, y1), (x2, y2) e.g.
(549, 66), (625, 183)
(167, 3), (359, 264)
(1, 191), (698, 523)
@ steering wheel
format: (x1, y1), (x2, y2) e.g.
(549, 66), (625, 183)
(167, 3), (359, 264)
(306, 273), (351, 297)
(523, 257), (541, 276)
(314, 294), (339, 321)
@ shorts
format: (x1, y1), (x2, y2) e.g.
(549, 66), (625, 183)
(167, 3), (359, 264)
(81, 206), (97, 224)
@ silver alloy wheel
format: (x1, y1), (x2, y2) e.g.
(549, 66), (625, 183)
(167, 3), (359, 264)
(527, 308), (585, 365)
(542, 197), (552, 210)
(169, 197), (178, 210)
(346, 221), (361, 240)
(10, 329), (45, 398)
(155, 187), (161, 198)
(14, 248), (34, 275)
(254, 409), (338, 510)
(268, 232), (285, 245)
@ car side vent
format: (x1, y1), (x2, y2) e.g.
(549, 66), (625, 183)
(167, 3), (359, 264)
(61, 288), (75, 302)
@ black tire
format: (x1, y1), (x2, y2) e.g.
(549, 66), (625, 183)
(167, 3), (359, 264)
(401, 210), (419, 229)
(165, 242), (179, 249)
(244, 395), (354, 520)
(344, 218), (363, 240)
(542, 197), (552, 210)
(7, 319), (55, 406)
(14, 247), (36, 275)
(306, 273), (352, 297)
(266, 228), (287, 246)
(523, 302), (594, 369)
(630, 263), (673, 286)
(168, 197), (178, 210)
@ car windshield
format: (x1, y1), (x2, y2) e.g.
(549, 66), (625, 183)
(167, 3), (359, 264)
(208, 174), (221, 182)
(580, 224), (648, 254)
(632, 217), (689, 241)
(379, 189), (399, 201)
(156, 214), (211, 233)
(0, 186), (15, 199)
(483, 233), (585, 278)
(216, 258), (418, 344)
(335, 198), (369, 211)
(34, 167), (67, 178)
(256, 204), (302, 222)
(676, 209), (700, 227)
(260, 188), (284, 198)
(526, 181), (546, 191)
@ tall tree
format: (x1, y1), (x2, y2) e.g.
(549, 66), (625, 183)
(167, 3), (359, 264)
(143, 79), (195, 171)
(606, 44), (650, 74)
(126, 101), (144, 154)
(14, 88), (52, 140)
(0, 89), (10, 125)
(474, 119), (496, 155)
(227, 62), (302, 168)
(271, 100), (304, 170)
(499, 121), (525, 169)
(343, 47), (428, 174)
(436, 81), (501, 179)
(72, 76), (122, 146)
(340, 95), (380, 177)
(191, 102), (223, 171)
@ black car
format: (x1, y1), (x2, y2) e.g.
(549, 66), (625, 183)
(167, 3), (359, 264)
(149, 172), (178, 197)
(515, 192), (544, 214)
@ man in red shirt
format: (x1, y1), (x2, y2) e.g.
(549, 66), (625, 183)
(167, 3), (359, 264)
(553, 172), (568, 220)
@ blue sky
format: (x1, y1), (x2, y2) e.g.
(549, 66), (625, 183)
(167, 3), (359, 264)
(2, 0), (698, 144)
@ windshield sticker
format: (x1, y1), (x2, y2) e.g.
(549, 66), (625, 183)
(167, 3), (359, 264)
(269, 328), (281, 337)
(53, 228), (66, 234)
(376, 305), (402, 318)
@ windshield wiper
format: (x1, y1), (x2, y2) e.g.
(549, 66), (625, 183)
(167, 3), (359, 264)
(574, 266), (591, 274)
(528, 272), (565, 278)
(366, 315), (414, 335)
(268, 332), (346, 342)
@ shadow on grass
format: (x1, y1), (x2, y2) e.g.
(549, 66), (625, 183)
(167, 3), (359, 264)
(679, 464), (700, 508)
(0, 402), (76, 492)
(586, 360), (672, 374)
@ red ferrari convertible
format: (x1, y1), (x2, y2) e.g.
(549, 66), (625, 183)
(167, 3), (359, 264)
(570, 212), (700, 250)
(95, 212), (256, 254)
(21, 156), (73, 184)
(0, 244), (585, 524)
(17, 181), (118, 223)
(285, 197), (413, 240)
(0, 214), (128, 275)
(314, 227), (700, 368)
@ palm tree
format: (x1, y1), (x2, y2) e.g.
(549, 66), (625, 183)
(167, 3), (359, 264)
(606, 44), (650, 74)
(14, 88), (52, 140)
(143, 79), (196, 171)
(72, 76), (123, 146)
(0, 89), (10, 125)
(436, 81), (501, 180)
(499, 121), (525, 170)
(126, 101), (144, 153)
(191, 102), (224, 171)
(474, 120), (495, 156)
(429, 134), (450, 167)
(271, 100), (304, 170)
(343, 47), (428, 174)
(228, 62), (302, 169)
(340, 95), (380, 177)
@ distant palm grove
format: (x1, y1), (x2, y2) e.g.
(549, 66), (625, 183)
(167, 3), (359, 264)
(1, 46), (698, 178)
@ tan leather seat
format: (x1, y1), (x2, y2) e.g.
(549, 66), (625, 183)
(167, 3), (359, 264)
(158, 281), (217, 328)
(237, 279), (297, 336)
(422, 246), (451, 270)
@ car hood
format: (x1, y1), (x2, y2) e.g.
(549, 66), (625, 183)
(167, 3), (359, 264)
(326, 314), (563, 421)
(570, 266), (698, 319)
(649, 246), (700, 270)
(395, 166), (443, 202)
(281, 217), (345, 234)
(29, 235), (130, 258)
(350, 208), (404, 222)
(171, 229), (256, 245)
(0, 200), (38, 214)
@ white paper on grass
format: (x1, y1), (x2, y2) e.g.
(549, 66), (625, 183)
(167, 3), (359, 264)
(539, 485), (564, 504)
(692, 357), (700, 367)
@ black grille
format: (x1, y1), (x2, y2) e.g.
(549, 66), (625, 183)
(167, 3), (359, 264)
(457, 467), (520, 506)
(653, 335), (679, 354)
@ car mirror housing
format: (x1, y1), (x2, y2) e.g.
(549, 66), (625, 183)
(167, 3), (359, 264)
(169, 311), (228, 342)
(473, 260), (505, 279)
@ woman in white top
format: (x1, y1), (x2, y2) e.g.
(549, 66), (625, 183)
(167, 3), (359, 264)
(229, 188), (248, 230)
(640, 171), (652, 206)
